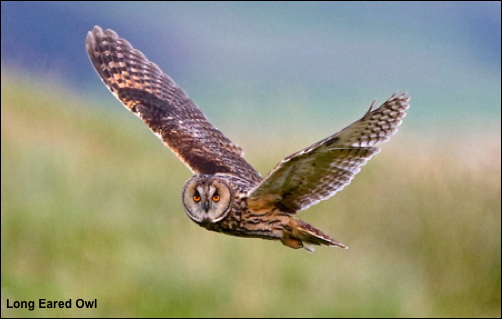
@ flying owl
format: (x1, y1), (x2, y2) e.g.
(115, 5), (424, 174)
(86, 26), (409, 252)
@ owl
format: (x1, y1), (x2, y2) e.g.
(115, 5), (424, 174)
(86, 26), (409, 252)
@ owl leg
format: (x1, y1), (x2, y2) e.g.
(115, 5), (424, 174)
(280, 236), (304, 250)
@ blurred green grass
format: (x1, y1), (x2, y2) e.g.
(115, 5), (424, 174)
(2, 72), (500, 318)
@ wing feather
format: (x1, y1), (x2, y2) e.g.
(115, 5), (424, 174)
(247, 93), (410, 213)
(86, 26), (260, 181)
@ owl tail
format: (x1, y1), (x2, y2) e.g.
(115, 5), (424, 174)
(282, 218), (348, 252)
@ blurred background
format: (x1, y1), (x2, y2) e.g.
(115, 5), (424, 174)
(2, 1), (500, 317)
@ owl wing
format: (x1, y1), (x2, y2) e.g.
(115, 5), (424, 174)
(86, 26), (261, 182)
(247, 93), (410, 213)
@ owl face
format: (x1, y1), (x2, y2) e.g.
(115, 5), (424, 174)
(182, 176), (233, 225)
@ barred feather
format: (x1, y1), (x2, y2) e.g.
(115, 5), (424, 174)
(248, 94), (410, 213)
(86, 26), (260, 181)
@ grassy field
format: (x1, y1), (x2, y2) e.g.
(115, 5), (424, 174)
(2, 72), (500, 317)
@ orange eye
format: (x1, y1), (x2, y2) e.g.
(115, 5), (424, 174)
(193, 195), (201, 202)
(212, 195), (220, 202)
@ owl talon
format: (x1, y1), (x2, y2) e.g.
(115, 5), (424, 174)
(280, 236), (304, 249)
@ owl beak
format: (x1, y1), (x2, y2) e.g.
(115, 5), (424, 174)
(203, 200), (210, 212)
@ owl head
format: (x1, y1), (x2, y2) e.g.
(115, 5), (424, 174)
(182, 175), (234, 225)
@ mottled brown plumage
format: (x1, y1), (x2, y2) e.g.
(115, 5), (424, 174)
(86, 26), (410, 251)
(86, 26), (260, 182)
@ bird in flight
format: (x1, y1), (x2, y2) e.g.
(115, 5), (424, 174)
(86, 26), (409, 251)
